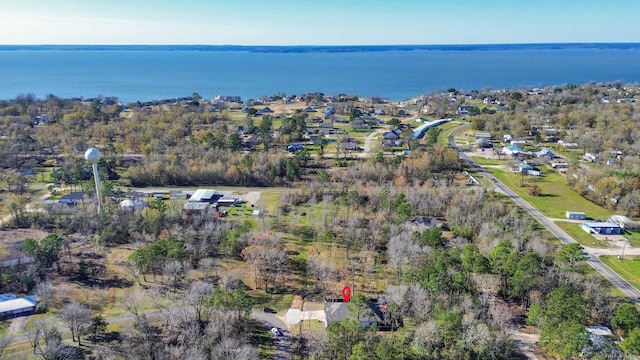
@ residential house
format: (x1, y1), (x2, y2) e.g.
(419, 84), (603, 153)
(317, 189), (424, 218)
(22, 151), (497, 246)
(324, 107), (336, 119)
(535, 148), (554, 159)
(318, 122), (334, 136)
(373, 108), (386, 116)
(324, 298), (401, 330)
(558, 140), (579, 148)
(502, 145), (522, 156)
(457, 105), (477, 115)
(287, 143), (304, 153)
(583, 153), (600, 163)
(58, 192), (85, 206)
(351, 119), (371, 130)
(515, 160), (534, 173)
(382, 128), (405, 147)
(383, 128), (403, 140)
(119, 198), (147, 210)
(215, 95), (242, 103)
(241, 134), (258, 150)
(341, 138), (359, 151)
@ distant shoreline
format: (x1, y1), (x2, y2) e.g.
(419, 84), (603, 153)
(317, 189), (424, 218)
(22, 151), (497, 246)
(1, 43), (640, 53)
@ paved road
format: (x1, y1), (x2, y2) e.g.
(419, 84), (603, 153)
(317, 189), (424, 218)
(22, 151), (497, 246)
(363, 128), (388, 154)
(449, 125), (640, 304)
(251, 310), (292, 360)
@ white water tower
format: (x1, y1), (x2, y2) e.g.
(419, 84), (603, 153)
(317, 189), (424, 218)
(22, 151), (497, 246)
(84, 148), (103, 213)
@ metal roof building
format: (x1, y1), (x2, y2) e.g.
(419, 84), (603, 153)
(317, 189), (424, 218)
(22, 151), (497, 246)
(412, 118), (450, 139)
(582, 222), (621, 235)
(188, 189), (216, 203)
(0, 295), (36, 319)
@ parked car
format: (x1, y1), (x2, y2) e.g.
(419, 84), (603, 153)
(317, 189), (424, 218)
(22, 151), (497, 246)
(271, 327), (282, 336)
(263, 307), (276, 314)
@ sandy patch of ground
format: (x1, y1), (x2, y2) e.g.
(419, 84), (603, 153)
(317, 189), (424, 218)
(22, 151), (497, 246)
(509, 326), (540, 360)
(0, 228), (48, 259)
(244, 191), (261, 207)
(7, 316), (28, 336)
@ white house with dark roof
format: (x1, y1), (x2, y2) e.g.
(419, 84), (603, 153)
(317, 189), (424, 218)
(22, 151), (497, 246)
(58, 192), (85, 206)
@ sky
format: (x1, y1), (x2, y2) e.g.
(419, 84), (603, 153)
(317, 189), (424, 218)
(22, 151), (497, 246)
(1, 0), (639, 45)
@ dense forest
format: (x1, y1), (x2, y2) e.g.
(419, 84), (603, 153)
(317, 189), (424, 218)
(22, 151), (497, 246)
(0, 84), (639, 359)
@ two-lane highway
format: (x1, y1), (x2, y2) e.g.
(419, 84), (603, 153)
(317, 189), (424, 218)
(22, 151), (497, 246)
(450, 125), (640, 303)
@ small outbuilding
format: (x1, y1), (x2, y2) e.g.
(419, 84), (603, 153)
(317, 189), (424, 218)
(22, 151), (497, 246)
(566, 211), (586, 220)
(582, 222), (621, 235)
(535, 148), (554, 159)
(182, 202), (210, 215)
(119, 198), (147, 210)
(475, 132), (492, 146)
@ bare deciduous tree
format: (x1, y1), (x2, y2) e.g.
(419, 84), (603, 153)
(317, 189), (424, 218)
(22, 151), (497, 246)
(34, 278), (54, 312)
(58, 301), (92, 345)
(182, 281), (215, 325)
(0, 334), (14, 360)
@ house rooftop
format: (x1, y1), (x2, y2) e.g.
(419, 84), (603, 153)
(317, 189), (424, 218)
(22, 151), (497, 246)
(325, 301), (351, 326)
(584, 222), (620, 228)
(59, 192), (85, 200)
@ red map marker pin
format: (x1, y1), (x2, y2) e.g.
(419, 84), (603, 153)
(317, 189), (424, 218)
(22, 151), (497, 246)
(342, 286), (352, 303)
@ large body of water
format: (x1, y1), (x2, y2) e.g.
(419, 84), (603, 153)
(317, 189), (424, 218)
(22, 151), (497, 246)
(1, 44), (639, 103)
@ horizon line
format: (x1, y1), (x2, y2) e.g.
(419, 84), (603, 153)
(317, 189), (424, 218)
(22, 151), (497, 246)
(1, 42), (640, 47)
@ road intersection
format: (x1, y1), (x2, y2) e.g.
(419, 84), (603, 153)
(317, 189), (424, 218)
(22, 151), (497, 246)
(450, 125), (640, 303)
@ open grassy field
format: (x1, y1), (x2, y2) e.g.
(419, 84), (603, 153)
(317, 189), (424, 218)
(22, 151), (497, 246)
(625, 230), (640, 247)
(469, 156), (505, 166)
(600, 255), (640, 291)
(437, 121), (466, 147)
(486, 167), (614, 219)
(554, 221), (609, 248)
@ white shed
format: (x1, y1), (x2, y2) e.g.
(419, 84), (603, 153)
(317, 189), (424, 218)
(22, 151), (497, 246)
(566, 211), (586, 220)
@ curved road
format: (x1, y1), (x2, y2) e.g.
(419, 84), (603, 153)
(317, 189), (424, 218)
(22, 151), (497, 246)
(251, 310), (292, 360)
(449, 125), (640, 304)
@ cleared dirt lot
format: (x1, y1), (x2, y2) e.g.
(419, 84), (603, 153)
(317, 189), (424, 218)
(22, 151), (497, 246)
(0, 228), (49, 260)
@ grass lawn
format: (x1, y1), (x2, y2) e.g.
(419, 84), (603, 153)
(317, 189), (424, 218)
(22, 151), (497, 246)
(486, 168), (614, 219)
(469, 156), (505, 166)
(554, 221), (610, 248)
(625, 230), (640, 247)
(437, 122), (466, 147)
(256, 192), (280, 217)
(600, 255), (640, 291)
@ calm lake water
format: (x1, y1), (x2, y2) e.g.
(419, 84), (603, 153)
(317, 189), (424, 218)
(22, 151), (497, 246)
(1, 44), (639, 102)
